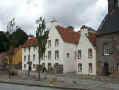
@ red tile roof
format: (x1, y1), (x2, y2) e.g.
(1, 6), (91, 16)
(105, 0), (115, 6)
(56, 25), (80, 44)
(88, 33), (96, 46)
(23, 36), (38, 48)
(56, 25), (96, 46)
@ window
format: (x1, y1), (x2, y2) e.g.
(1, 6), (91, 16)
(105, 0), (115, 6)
(24, 56), (26, 61)
(78, 63), (82, 72)
(117, 63), (119, 72)
(55, 50), (59, 60)
(33, 54), (35, 60)
(33, 64), (36, 68)
(89, 63), (93, 73)
(88, 49), (93, 58)
(48, 40), (51, 48)
(28, 55), (30, 60)
(55, 39), (59, 47)
(67, 53), (70, 58)
(115, 0), (119, 7)
(48, 51), (51, 60)
(24, 64), (26, 69)
(103, 43), (112, 56)
(78, 50), (81, 59)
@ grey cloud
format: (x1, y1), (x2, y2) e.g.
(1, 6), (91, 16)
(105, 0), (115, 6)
(0, 0), (107, 33)
(43, 0), (105, 30)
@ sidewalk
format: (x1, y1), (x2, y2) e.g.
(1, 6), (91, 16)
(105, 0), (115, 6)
(0, 78), (85, 90)
(0, 71), (119, 90)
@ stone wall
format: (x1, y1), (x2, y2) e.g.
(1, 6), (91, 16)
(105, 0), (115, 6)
(96, 32), (119, 75)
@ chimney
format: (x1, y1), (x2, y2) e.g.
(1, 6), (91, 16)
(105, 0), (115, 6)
(80, 25), (88, 36)
(67, 26), (74, 32)
(50, 18), (57, 27)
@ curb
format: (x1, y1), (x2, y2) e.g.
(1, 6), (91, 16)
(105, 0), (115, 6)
(0, 80), (87, 90)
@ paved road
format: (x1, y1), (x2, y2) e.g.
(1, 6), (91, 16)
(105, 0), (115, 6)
(0, 83), (72, 90)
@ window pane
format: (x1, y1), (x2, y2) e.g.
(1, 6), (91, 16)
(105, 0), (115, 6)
(55, 39), (59, 47)
(55, 50), (59, 59)
(48, 51), (51, 59)
(89, 63), (93, 73)
(88, 49), (92, 58)
(78, 50), (81, 59)
(78, 63), (82, 72)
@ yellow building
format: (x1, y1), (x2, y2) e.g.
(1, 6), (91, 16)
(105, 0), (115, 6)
(12, 48), (22, 65)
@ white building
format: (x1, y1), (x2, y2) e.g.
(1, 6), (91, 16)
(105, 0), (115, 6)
(76, 25), (96, 75)
(22, 36), (39, 71)
(40, 20), (96, 75)
(22, 20), (96, 75)
(40, 20), (80, 74)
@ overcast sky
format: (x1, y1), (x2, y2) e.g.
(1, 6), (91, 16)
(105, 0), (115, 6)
(0, 0), (108, 34)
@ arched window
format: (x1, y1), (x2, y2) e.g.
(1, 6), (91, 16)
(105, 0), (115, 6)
(89, 63), (93, 73)
(55, 39), (59, 47)
(88, 48), (93, 58)
(78, 50), (81, 59)
(78, 63), (82, 72)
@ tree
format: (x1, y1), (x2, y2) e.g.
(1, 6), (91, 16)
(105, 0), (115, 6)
(10, 27), (28, 48)
(7, 18), (16, 34)
(36, 17), (49, 80)
(0, 31), (9, 53)
(6, 19), (28, 67)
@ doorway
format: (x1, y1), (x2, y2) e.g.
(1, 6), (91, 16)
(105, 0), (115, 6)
(103, 62), (110, 75)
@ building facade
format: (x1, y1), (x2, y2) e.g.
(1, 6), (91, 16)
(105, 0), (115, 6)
(12, 48), (22, 69)
(22, 36), (39, 71)
(76, 25), (96, 75)
(21, 20), (96, 75)
(40, 19), (96, 75)
(40, 20), (78, 74)
(96, 0), (119, 75)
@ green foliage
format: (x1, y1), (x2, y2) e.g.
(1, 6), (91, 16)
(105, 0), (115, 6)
(0, 31), (10, 53)
(36, 17), (49, 80)
(36, 17), (49, 59)
(10, 27), (28, 48)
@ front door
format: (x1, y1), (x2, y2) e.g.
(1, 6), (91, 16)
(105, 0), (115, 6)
(103, 63), (109, 75)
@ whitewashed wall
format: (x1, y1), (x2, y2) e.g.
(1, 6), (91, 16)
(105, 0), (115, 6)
(40, 21), (76, 73)
(76, 28), (96, 75)
(40, 21), (64, 68)
(22, 46), (39, 71)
